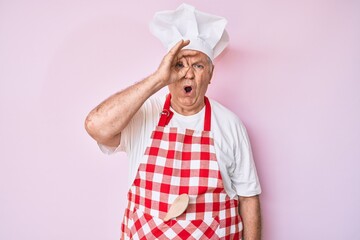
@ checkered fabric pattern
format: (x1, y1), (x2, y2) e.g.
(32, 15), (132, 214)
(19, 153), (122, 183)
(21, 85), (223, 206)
(121, 125), (243, 239)
(127, 206), (220, 239)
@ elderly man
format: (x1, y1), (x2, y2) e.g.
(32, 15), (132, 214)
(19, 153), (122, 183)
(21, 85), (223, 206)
(85, 4), (261, 240)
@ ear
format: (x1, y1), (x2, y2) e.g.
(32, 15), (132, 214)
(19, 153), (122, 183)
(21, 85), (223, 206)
(209, 64), (215, 83)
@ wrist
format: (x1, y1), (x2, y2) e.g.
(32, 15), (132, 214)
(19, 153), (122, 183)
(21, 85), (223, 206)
(149, 72), (168, 89)
(146, 73), (167, 92)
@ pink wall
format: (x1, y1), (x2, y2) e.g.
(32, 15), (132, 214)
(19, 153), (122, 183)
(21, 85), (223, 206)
(1, 0), (359, 239)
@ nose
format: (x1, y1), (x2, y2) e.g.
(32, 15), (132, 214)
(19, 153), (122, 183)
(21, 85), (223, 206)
(185, 67), (195, 80)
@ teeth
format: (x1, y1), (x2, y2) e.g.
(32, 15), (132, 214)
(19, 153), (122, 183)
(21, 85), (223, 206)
(185, 86), (192, 93)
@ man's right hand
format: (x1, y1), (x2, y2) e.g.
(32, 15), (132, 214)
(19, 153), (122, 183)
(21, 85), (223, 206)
(154, 40), (196, 87)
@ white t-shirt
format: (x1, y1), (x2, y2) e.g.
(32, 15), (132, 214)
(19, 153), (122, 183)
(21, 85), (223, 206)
(99, 96), (261, 199)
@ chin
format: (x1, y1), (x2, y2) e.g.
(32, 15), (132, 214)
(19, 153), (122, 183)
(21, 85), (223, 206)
(180, 96), (201, 107)
(179, 98), (195, 106)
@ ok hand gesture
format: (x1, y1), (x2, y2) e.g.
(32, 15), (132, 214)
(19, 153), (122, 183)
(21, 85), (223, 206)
(154, 40), (196, 86)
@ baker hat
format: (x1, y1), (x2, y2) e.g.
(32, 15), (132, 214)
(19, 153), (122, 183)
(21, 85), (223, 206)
(149, 3), (229, 61)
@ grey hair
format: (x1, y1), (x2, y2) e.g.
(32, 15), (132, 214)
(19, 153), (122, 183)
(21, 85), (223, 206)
(207, 56), (214, 74)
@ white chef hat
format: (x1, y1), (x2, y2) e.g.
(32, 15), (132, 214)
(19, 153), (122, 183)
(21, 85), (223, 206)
(149, 3), (229, 61)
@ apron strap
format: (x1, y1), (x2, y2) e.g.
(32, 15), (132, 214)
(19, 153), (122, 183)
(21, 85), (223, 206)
(204, 96), (211, 131)
(158, 94), (174, 127)
(158, 94), (211, 131)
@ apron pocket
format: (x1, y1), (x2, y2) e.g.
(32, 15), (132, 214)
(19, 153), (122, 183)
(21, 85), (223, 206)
(129, 207), (220, 240)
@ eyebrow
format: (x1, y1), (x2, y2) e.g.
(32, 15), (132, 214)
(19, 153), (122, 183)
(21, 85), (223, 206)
(184, 55), (210, 65)
(191, 59), (207, 65)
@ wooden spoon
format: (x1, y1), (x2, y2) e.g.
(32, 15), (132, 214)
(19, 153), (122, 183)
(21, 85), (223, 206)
(163, 194), (190, 222)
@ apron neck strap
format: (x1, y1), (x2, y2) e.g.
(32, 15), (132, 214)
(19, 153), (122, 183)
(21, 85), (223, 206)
(158, 94), (211, 131)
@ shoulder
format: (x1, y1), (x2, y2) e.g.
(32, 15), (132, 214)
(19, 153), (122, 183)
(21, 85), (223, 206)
(126, 95), (165, 130)
(209, 98), (243, 127)
(143, 95), (164, 110)
(135, 95), (165, 119)
(209, 98), (250, 145)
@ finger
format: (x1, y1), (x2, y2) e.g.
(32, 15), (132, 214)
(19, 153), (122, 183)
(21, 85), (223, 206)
(178, 67), (190, 78)
(178, 57), (190, 68)
(168, 39), (190, 58)
(172, 57), (190, 74)
(176, 49), (199, 60)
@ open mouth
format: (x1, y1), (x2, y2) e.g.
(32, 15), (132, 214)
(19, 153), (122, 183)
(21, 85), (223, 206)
(184, 86), (192, 93)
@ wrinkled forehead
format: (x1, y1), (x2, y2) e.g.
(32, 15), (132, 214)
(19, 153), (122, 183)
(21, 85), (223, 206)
(179, 49), (211, 63)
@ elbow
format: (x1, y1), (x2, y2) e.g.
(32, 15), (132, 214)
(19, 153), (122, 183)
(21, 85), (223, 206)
(84, 115), (106, 141)
(84, 115), (99, 139)
(84, 115), (121, 146)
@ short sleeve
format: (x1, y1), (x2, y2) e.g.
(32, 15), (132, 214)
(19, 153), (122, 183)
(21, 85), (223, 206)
(97, 141), (123, 154)
(97, 121), (130, 154)
(231, 122), (262, 197)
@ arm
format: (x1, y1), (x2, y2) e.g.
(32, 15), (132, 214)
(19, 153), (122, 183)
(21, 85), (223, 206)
(84, 40), (192, 147)
(239, 195), (261, 240)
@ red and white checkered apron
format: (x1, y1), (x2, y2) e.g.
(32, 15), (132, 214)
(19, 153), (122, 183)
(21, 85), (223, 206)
(121, 95), (242, 239)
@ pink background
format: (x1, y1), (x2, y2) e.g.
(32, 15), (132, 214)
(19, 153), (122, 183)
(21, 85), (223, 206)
(1, 0), (359, 239)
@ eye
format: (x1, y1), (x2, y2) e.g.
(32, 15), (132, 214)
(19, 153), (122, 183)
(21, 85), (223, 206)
(193, 64), (204, 69)
(175, 62), (185, 68)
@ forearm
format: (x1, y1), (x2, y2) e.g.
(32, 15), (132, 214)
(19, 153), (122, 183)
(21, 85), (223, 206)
(85, 74), (164, 146)
(85, 40), (191, 146)
(239, 195), (261, 240)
